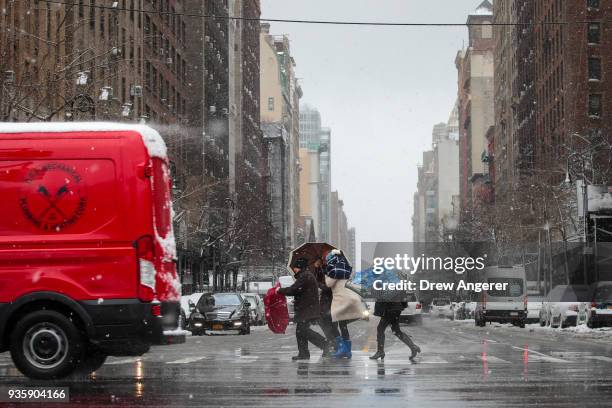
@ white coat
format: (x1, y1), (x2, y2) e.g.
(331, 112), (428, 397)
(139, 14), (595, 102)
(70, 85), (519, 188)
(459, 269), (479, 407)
(325, 276), (365, 322)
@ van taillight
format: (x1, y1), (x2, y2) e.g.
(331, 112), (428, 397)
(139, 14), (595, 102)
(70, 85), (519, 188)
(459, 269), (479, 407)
(482, 293), (487, 309)
(591, 302), (598, 309)
(135, 235), (156, 302)
(524, 295), (528, 310)
(416, 303), (422, 309)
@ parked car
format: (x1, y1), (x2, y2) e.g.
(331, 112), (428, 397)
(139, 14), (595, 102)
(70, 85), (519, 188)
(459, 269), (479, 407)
(539, 285), (591, 328)
(361, 300), (371, 321)
(587, 281), (612, 328)
(242, 293), (266, 325)
(278, 275), (295, 322)
(180, 293), (204, 328)
(526, 296), (545, 324)
(0, 123), (184, 380)
(431, 297), (453, 319)
(464, 301), (478, 319)
(400, 292), (423, 324)
(475, 265), (527, 328)
(453, 301), (468, 320)
(189, 293), (251, 335)
(286, 297), (295, 322)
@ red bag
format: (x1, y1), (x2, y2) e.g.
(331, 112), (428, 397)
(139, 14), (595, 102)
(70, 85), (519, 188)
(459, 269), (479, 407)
(264, 283), (289, 334)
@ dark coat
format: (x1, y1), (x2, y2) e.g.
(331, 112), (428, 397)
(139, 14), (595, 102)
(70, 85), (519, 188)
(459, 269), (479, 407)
(313, 267), (333, 313)
(374, 301), (406, 318)
(278, 269), (321, 322)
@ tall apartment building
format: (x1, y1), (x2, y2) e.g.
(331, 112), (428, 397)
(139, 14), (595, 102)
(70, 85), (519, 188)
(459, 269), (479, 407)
(299, 104), (331, 242)
(347, 227), (356, 268)
(492, 0), (518, 202)
(412, 119), (459, 242)
(0, 1), (188, 125)
(412, 150), (435, 242)
(533, 1), (612, 177)
(260, 24), (302, 250)
(234, 0), (269, 268)
(455, 0), (495, 224)
(330, 191), (351, 252)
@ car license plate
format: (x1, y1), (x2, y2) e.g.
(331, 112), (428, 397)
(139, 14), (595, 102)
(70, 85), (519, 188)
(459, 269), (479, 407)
(212, 324), (223, 330)
(510, 312), (518, 316)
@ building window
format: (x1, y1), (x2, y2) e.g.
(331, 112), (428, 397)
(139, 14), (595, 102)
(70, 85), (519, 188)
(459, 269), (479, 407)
(588, 57), (602, 80)
(589, 94), (602, 118)
(588, 23), (601, 44)
(481, 21), (492, 39)
(89, 0), (95, 30)
(268, 97), (274, 111)
(587, 0), (600, 10)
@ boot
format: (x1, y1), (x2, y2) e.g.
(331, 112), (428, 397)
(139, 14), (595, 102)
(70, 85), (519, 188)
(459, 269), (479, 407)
(344, 340), (352, 359)
(369, 345), (385, 360)
(332, 336), (349, 359)
(321, 341), (332, 358)
(292, 353), (310, 361)
(398, 332), (421, 361)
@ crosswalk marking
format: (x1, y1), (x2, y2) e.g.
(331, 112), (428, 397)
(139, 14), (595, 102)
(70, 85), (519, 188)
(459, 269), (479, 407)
(481, 355), (511, 363)
(105, 357), (142, 365)
(167, 356), (207, 364)
(584, 356), (612, 362)
(527, 355), (571, 363)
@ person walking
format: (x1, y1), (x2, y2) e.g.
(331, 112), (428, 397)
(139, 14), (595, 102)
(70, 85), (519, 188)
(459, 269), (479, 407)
(324, 249), (365, 359)
(312, 258), (336, 357)
(369, 300), (421, 361)
(277, 257), (329, 361)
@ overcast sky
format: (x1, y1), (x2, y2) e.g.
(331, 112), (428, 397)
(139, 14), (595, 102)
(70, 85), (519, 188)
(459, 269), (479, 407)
(261, 0), (481, 253)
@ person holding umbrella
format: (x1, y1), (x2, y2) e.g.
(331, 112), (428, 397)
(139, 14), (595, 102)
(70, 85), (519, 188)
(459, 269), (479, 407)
(277, 257), (329, 361)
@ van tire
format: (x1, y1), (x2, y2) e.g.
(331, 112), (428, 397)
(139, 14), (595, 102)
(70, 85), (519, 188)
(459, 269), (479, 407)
(9, 310), (86, 380)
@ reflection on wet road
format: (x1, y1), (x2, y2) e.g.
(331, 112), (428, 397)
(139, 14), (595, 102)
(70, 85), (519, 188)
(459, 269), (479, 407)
(1, 318), (611, 407)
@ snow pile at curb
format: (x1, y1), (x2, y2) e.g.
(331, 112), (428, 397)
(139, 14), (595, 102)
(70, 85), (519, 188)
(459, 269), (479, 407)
(524, 323), (612, 341)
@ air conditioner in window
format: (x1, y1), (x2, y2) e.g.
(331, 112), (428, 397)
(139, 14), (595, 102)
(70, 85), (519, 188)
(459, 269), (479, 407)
(166, 57), (173, 64)
(4, 70), (15, 83)
(205, 36), (210, 42)
(131, 85), (143, 97)
(160, 48), (165, 55)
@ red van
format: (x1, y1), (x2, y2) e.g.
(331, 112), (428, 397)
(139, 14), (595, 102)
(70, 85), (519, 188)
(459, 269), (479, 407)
(0, 123), (185, 379)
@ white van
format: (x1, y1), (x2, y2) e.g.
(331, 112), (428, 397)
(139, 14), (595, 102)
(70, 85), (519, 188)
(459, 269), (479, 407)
(475, 265), (527, 328)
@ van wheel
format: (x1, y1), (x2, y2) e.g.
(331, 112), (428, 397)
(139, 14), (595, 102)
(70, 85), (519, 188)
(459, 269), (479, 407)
(9, 310), (86, 380)
(518, 321), (525, 329)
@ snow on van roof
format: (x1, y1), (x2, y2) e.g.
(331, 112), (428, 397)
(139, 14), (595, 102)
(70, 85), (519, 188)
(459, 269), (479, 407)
(0, 122), (167, 159)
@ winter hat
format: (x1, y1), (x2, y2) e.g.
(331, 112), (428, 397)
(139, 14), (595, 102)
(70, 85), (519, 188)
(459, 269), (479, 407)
(291, 257), (309, 269)
(325, 249), (342, 264)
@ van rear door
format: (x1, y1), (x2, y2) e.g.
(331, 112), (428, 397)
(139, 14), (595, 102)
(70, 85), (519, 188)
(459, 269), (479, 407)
(486, 277), (525, 312)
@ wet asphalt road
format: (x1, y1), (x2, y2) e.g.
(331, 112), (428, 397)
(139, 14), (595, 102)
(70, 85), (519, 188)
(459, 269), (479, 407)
(1, 317), (611, 407)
